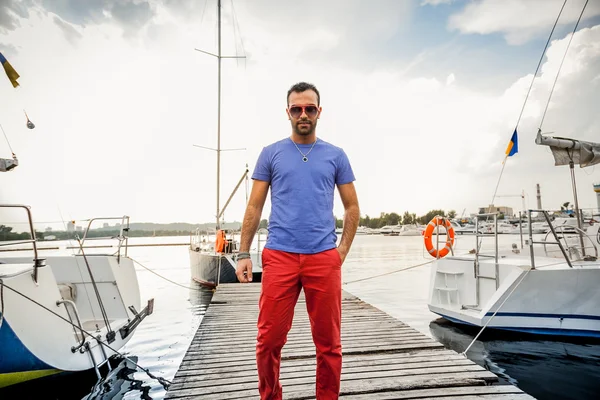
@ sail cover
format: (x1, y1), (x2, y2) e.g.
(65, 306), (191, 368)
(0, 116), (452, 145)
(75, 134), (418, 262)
(536, 132), (600, 168)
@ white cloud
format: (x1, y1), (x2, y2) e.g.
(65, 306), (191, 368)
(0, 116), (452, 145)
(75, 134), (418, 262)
(421, 0), (454, 6)
(449, 0), (600, 45)
(0, 3), (599, 232)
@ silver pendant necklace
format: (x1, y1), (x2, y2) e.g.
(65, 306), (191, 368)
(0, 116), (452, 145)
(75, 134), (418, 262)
(291, 138), (317, 162)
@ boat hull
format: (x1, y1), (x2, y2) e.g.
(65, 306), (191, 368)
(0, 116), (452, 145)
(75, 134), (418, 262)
(428, 254), (600, 337)
(0, 317), (61, 388)
(0, 255), (147, 388)
(189, 249), (262, 287)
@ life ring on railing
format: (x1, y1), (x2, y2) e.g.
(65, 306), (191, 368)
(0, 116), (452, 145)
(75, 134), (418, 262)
(215, 230), (227, 253)
(423, 216), (456, 259)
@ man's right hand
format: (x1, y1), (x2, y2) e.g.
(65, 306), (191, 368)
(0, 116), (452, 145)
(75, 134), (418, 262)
(236, 258), (253, 283)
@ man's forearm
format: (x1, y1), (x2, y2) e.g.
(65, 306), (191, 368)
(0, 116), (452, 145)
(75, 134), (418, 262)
(239, 205), (262, 252)
(339, 204), (359, 252)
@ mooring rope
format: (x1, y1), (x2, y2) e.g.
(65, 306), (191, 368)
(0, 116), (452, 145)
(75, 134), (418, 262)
(0, 280), (171, 389)
(132, 258), (204, 291)
(343, 259), (434, 285)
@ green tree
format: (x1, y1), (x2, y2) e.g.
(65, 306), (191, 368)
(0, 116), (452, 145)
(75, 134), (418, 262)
(369, 217), (380, 229)
(0, 225), (13, 241)
(448, 210), (456, 219)
(418, 209), (446, 225)
(360, 215), (371, 227)
(377, 212), (387, 228)
(402, 211), (414, 225)
(386, 212), (401, 226)
(259, 219), (268, 229)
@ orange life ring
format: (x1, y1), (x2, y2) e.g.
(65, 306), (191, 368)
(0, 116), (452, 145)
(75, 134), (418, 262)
(423, 217), (455, 258)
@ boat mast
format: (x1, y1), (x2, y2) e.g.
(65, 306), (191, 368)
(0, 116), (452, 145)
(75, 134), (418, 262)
(216, 0), (222, 230)
(193, 0), (245, 229)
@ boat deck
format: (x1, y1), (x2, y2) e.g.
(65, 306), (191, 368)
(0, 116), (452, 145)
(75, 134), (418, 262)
(165, 284), (534, 399)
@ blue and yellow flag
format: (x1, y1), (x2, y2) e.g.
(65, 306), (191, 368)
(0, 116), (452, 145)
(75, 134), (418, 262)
(505, 129), (518, 157)
(0, 52), (20, 88)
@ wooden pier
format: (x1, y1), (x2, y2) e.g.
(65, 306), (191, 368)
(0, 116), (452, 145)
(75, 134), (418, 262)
(165, 284), (534, 399)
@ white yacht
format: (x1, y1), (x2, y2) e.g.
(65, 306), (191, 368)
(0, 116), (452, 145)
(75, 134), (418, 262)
(378, 224), (402, 236)
(427, 132), (600, 337)
(398, 224), (424, 236)
(0, 205), (153, 388)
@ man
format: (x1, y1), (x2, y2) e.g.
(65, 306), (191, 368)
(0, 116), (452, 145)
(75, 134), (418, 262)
(236, 82), (359, 400)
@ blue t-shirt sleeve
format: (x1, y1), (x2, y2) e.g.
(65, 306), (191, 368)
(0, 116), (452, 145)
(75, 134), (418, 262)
(251, 147), (271, 182)
(335, 149), (355, 185)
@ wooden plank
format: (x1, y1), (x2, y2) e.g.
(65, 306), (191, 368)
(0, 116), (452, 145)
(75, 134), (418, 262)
(176, 349), (466, 372)
(165, 284), (534, 400)
(339, 385), (533, 399)
(167, 372), (498, 398)
(175, 358), (476, 380)
(169, 364), (490, 390)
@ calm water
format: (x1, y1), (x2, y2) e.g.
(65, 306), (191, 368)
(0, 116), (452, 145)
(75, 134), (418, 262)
(2, 234), (600, 399)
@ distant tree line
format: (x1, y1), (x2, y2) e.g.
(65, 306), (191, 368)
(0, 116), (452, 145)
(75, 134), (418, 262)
(256, 211), (459, 231)
(0, 225), (191, 241)
(334, 210), (457, 229)
(3, 211), (462, 241)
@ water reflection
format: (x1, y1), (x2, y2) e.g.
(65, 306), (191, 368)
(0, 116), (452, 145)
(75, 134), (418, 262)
(0, 369), (98, 400)
(189, 284), (215, 311)
(84, 357), (151, 400)
(429, 318), (600, 400)
(0, 278), (214, 400)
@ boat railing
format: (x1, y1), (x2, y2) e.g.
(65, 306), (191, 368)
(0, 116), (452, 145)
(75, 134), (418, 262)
(190, 228), (212, 251)
(527, 209), (598, 268)
(473, 212), (500, 308)
(190, 226), (265, 258)
(0, 204), (45, 282)
(56, 298), (86, 351)
(79, 216), (130, 260)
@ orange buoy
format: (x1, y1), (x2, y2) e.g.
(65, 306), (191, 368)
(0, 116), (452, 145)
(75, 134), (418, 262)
(423, 216), (455, 258)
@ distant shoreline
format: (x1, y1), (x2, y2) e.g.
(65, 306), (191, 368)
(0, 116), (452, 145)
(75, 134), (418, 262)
(1, 229), (194, 242)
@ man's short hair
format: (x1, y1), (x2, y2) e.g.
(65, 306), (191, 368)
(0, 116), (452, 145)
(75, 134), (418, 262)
(287, 82), (320, 106)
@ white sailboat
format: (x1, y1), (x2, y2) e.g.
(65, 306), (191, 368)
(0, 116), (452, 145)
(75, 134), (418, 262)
(188, 0), (262, 287)
(428, 138), (600, 337)
(427, 4), (600, 337)
(0, 205), (153, 388)
(427, 125), (600, 338)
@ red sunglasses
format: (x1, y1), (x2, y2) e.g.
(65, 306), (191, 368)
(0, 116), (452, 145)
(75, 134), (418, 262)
(288, 104), (319, 119)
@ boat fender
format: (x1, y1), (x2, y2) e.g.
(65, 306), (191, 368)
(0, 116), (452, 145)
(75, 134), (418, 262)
(215, 230), (228, 253)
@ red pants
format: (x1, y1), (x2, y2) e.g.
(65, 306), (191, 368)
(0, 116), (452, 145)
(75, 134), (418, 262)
(256, 248), (342, 400)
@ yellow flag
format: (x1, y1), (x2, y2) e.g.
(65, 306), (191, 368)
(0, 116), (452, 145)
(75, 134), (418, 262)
(0, 52), (20, 88)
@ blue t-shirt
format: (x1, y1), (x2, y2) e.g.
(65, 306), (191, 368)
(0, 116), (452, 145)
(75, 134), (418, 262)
(252, 138), (355, 254)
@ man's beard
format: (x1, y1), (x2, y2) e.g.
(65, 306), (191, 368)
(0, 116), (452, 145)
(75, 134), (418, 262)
(293, 120), (316, 136)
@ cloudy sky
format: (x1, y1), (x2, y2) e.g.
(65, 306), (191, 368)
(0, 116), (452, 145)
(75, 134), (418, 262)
(1, 0), (599, 231)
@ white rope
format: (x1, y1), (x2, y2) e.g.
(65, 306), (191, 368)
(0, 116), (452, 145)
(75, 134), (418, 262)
(132, 258), (205, 291)
(460, 257), (577, 356)
(343, 260), (434, 285)
(0, 123), (15, 155)
(461, 266), (533, 356)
